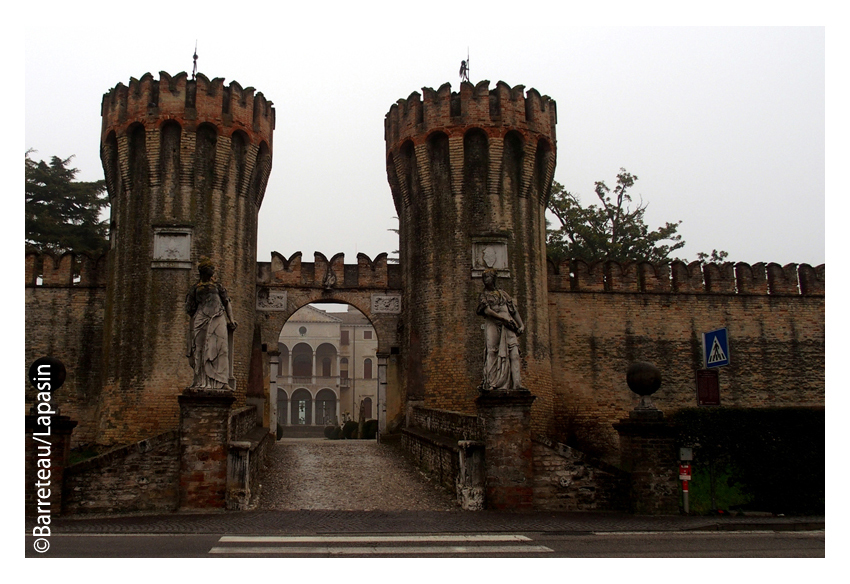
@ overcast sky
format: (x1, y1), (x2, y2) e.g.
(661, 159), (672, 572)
(21, 3), (832, 268)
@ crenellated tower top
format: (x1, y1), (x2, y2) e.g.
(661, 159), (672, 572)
(385, 80), (556, 153)
(101, 71), (275, 148)
(384, 80), (558, 429)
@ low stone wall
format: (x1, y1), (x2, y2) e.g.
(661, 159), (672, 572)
(532, 436), (629, 512)
(226, 406), (273, 510)
(230, 406), (260, 441)
(63, 430), (180, 514)
(409, 407), (483, 441)
(401, 407), (482, 495)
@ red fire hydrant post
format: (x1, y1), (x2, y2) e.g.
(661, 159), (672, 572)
(679, 462), (692, 514)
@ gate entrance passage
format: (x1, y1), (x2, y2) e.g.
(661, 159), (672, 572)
(258, 439), (457, 511)
(274, 303), (384, 439)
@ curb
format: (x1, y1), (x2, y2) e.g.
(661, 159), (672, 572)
(685, 521), (824, 532)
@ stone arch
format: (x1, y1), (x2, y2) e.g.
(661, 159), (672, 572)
(258, 283), (404, 433)
(291, 342), (313, 380)
(316, 388), (338, 426)
(290, 387), (312, 425)
(316, 342), (338, 378)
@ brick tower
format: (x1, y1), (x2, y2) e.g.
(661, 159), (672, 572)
(385, 80), (557, 434)
(97, 71), (274, 445)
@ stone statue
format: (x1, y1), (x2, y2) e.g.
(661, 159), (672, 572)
(185, 257), (238, 389)
(476, 269), (525, 391)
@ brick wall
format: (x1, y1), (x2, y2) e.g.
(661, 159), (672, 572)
(548, 260), (825, 453)
(25, 252), (106, 447)
(62, 430), (180, 514)
(532, 437), (628, 511)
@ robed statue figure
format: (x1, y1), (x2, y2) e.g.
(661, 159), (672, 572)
(476, 269), (525, 391)
(185, 257), (238, 389)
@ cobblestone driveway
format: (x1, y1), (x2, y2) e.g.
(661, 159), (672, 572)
(257, 438), (458, 511)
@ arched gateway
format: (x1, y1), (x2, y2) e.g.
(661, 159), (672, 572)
(255, 251), (402, 434)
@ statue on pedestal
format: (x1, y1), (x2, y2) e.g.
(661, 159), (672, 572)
(185, 257), (238, 390)
(476, 269), (525, 391)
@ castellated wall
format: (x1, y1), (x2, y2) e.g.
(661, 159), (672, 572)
(547, 259), (825, 450)
(24, 248), (826, 451)
(25, 251), (107, 446)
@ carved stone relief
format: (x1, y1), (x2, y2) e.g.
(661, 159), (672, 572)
(471, 239), (509, 278)
(152, 227), (192, 269)
(256, 288), (288, 311)
(371, 294), (402, 314)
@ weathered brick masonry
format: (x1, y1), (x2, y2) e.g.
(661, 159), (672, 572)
(385, 81), (557, 436)
(548, 259), (825, 448)
(25, 252), (106, 445)
(97, 72), (273, 445)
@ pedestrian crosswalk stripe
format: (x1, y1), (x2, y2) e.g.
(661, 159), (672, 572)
(209, 544), (553, 555)
(218, 534), (532, 543)
(210, 534), (553, 555)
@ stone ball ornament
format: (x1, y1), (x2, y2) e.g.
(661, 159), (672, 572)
(626, 361), (662, 396)
(626, 361), (663, 414)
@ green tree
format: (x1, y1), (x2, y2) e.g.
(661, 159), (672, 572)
(546, 168), (687, 263)
(25, 151), (109, 255)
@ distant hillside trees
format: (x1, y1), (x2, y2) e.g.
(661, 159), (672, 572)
(25, 151), (109, 256)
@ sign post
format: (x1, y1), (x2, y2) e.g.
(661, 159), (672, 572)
(679, 448), (693, 514)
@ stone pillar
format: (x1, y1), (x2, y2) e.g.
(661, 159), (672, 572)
(613, 412), (679, 514)
(611, 361), (679, 514)
(178, 388), (235, 509)
(476, 390), (536, 510)
(457, 440), (485, 510)
(287, 352), (293, 384)
(268, 350), (280, 431)
(25, 414), (77, 516)
(336, 395), (341, 425)
(377, 355), (388, 435)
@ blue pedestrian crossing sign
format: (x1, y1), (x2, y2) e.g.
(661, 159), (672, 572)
(702, 328), (730, 368)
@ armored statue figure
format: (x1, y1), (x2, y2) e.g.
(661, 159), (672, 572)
(476, 269), (525, 391)
(185, 257), (238, 389)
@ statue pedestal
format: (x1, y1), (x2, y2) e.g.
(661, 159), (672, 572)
(475, 389), (536, 510)
(178, 388), (235, 509)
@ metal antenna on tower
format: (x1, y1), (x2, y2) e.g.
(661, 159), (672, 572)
(192, 41), (198, 81)
(459, 48), (470, 83)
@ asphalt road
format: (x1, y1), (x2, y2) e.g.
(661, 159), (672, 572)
(27, 530), (824, 558)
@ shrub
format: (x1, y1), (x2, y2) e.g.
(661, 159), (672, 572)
(342, 420), (359, 439)
(362, 419), (378, 440)
(670, 407), (824, 515)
